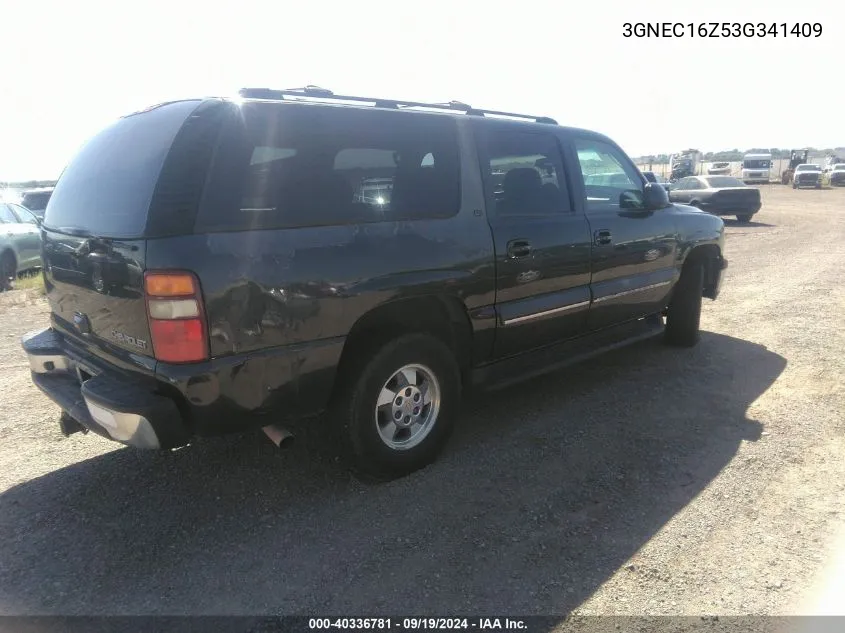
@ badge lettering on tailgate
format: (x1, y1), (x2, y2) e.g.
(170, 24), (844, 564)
(111, 330), (148, 350)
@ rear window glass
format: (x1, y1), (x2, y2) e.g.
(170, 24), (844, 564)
(705, 176), (744, 188)
(198, 103), (461, 231)
(43, 100), (201, 237)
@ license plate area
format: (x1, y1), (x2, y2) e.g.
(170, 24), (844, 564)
(72, 360), (98, 385)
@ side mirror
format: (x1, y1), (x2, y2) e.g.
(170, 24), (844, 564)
(619, 183), (669, 211)
(643, 182), (670, 210)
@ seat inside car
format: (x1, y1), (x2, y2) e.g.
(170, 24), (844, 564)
(499, 167), (546, 215)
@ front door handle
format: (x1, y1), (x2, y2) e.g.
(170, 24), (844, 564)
(594, 229), (612, 246)
(507, 240), (532, 259)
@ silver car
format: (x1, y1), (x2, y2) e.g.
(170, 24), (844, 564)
(1, 202), (42, 289)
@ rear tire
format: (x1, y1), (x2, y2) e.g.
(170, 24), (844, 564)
(737, 214), (753, 223)
(332, 333), (461, 481)
(664, 261), (704, 348)
(0, 251), (16, 292)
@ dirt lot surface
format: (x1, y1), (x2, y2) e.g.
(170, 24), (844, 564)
(0, 186), (843, 617)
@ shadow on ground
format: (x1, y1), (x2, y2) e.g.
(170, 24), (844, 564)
(0, 332), (785, 615)
(723, 219), (777, 228)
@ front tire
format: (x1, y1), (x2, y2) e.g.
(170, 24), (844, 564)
(0, 251), (16, 292)
(664, 262), (704, 348)
(737, 214), (753, 223)
(333, 333), (461, 481)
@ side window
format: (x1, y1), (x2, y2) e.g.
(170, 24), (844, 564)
(0, 205), (17, 224)
(574, 139), (644, 212)
(250, 147), (296, 165)
(335, 148), (396, 209)
(484, 131), (569, 216)
(203, 104), (462, 231)
(10, 204), (38, 224)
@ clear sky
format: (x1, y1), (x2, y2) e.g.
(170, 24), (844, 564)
(2, 0), (841, 181)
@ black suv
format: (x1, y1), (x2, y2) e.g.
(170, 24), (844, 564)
(23, 87), (728, 480)
(19, 188), (54, 220)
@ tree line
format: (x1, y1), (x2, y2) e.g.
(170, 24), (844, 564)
(0, 180), (58, 189)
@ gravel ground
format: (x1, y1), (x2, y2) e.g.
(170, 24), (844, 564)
(0, 186), (843, 617)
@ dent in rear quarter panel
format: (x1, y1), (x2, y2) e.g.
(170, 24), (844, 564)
(145, 131), (495, 428)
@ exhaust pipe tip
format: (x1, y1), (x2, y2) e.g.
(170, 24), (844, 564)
(59, 411), (87, 437)
(262, 424), (295, 449)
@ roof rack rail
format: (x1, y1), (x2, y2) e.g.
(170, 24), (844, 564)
(236, 88), (557, 125)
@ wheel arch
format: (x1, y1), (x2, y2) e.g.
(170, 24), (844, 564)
(683, 243), (722, 300)
(332, 294), (473, 400)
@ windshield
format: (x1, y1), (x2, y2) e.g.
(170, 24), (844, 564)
(743, 159), (771, 169)
(796, 165), (820, 171)
(706, 176), (745, 188)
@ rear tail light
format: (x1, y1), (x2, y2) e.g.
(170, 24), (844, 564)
(144, 271), (209, 363)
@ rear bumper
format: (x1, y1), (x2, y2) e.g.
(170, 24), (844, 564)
(700, 201), (761, 215)
(22, 328), (188, 449)
(23, 325), (345, 446)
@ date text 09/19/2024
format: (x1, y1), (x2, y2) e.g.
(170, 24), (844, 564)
(622, 22), (822, 38)
(308, 619), (528, 630)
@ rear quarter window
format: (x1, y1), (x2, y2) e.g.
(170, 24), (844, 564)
(196, 103), (462, 231)
(43, 100), (202, 238)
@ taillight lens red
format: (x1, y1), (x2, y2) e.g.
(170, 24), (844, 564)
(148, 318), (207, 363)
(144, 271), (208, 364)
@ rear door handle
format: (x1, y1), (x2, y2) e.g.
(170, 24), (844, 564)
(506, 240), (532, 259)
(594, 229), (612, 246)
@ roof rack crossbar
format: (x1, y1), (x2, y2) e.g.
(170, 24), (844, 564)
(237, 88), (557, 124)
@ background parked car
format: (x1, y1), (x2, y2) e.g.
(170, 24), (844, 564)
(792, 164), (822, 189)
(0, 202), (42, 289)
(708, 162), (731, 175)
(668, 175), (761, 223)
(19, 187), (54, 220)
